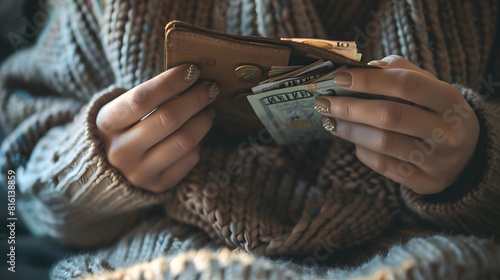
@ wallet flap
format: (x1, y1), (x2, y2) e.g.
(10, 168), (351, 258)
(165, 21), (370, 68)
(166, 23), (293, 135)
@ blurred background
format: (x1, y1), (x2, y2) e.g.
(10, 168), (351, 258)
(0, 1), (73, 279)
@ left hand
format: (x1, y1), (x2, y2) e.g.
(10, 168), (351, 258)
(314, 55), (480, 194)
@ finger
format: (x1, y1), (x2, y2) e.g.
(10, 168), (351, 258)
(124, 81), (219, 151)
(97, 63), (201, 132)
(136, 109), (214, 179)
(132, 145), (201, 192)
(333, 68), (462, 113)
(147, 146), (201, 193)
(354, 145), (441, 194)
(328, 117), (438, 165)
(315, 96), (447, 139)
(368, 55), (436, 78)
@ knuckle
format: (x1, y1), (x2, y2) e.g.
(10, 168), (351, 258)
(377, 104), (403, 128)
(396, 70), (420, 94)
(130, 86), (149, 106)
(172, 132), (195, 154)
(371, 157), (389, 175)
(445, 130), (463, 150)
(106, 141), (125, 167)
(128, 87), (150, 114)
(96, 108), (115, 132)
(335, 100), (351, 119)
(355, 71), (372, 90)
(373, 132), (395, 154)
(156, 109), (177, 130)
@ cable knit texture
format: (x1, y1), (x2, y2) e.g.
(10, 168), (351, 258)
(1, 0), (500, 279)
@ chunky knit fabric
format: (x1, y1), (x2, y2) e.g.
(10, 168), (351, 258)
(1, 0), (500, 279)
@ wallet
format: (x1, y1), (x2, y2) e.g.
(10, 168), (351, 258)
(164, 20), (373, 140)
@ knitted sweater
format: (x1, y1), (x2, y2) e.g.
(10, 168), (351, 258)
(1, 0), (500, 279)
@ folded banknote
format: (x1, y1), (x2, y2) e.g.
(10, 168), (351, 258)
(246, 39), (361, 144)
(247, 78), (353, 144)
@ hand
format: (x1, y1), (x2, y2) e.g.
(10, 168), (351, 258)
(314, 55), (480, 194)
(96, 64), (219, 193)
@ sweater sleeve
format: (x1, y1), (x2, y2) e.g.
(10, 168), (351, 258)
(0, 86), (169, 248)
(400, 85), (500, 237)
(0, 0), (170, 248)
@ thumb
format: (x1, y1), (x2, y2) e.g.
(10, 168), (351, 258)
(368, 55), (436, 78)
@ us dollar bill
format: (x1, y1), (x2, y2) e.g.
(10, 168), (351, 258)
(247, 80), (353, 144)
(252, 61), (335, 94)
(280, 38), (360, 60)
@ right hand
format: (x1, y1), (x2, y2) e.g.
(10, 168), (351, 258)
(96, 64), (219, 193)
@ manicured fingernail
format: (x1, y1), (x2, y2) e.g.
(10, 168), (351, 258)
(322, 117), (336, 131)
(183, 64), (200, 82)
(367, 60), (388, 66)
(334, 72), (352, 87)
(314, 97), (331, 114)
(206, 82), (220, 99)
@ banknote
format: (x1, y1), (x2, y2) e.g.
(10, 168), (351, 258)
(258, 60), (331, 84)
(252, 61), (335, 93)
(307, 65), (348, 84)
(245, 39), (362, 144)
(247, 80), (353, 144)
(280, 38), (360, 61)
(268, 65), (303, 78)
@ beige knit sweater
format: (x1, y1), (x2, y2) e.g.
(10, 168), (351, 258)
(1, 0), (500, 279)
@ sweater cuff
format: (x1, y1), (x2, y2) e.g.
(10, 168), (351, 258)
(400, 86), (500, 236)
(46, 85), (169, 212)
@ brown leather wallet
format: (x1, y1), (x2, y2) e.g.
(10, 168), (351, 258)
(164, 21), (372, 140)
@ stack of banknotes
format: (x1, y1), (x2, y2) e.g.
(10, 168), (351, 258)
(247, 40), (360, 144)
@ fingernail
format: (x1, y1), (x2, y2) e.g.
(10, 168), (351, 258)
(183, 64), (200, 82)
(367, 60), (388, 66)
(322, 117), (336, 131)
(206, 82), (220, 99)
(314, 97), (331, 114)
(334, 72), (352, 87)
